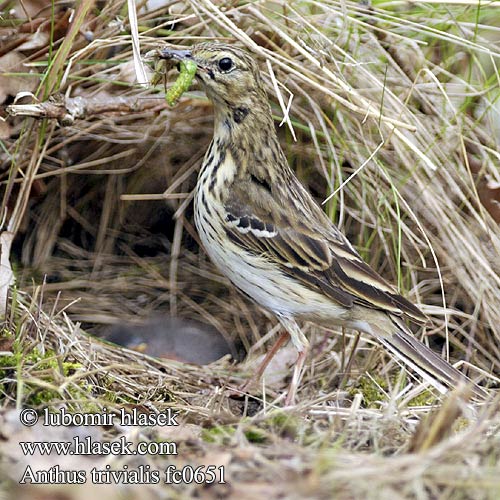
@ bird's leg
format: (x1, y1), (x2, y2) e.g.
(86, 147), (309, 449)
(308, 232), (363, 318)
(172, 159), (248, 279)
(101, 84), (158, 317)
(284, 346), (309, 406)
(238, 330), (290, 394)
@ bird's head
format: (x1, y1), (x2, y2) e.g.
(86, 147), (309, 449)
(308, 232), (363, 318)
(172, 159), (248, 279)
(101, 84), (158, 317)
(159, 42), (267, 111)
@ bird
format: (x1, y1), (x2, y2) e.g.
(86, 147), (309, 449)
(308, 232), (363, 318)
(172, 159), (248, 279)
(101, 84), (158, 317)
(158, 42), (485, 405)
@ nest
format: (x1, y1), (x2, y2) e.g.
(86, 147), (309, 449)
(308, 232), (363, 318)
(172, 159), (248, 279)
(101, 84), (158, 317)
(1, 0), (500, 498)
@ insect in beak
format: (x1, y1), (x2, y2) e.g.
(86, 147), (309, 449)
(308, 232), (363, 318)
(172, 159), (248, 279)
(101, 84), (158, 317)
(158, 47), (199, 76)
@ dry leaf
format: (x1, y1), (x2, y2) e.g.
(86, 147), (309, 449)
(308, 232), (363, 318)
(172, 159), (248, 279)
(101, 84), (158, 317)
(0, 52), (36, 104)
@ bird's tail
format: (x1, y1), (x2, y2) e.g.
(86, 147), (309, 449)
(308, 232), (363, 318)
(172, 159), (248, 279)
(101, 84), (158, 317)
(376, 319), (487, 400)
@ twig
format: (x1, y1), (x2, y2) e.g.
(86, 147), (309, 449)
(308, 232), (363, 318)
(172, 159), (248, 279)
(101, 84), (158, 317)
(6, 95), (169, 125)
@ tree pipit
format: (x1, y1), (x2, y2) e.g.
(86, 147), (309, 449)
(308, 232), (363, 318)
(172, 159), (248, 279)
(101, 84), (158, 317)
(159, 43), (485, 405)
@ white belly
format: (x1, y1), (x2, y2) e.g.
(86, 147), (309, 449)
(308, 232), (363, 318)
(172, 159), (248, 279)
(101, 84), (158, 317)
(194, 182), (346, 321)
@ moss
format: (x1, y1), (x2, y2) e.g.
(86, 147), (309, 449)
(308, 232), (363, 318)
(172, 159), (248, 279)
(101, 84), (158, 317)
(202, 421), (268, 444)
(262, 410), (299, 439)
(0, 336), (93, 408)
(243, 425), (267, 444)
(25, 387), (61, 407)
(202, 412), (299, 446)
(349, 374), (439, 408)
(202, 425), (236, 444)
(407, 389), (437, 407)
(0, 353), (16, 369)
(349, 375), (388, 408)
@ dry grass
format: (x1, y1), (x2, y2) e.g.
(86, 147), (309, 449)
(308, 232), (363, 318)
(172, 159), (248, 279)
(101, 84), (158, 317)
(1, 0), (500, 498)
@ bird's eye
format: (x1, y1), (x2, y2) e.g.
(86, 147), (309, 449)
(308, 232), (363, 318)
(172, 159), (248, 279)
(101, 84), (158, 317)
(218, 57), (233, 72)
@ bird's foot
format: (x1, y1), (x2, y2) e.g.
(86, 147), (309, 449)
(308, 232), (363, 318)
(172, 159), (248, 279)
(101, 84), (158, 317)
(228, 331), (290, 399)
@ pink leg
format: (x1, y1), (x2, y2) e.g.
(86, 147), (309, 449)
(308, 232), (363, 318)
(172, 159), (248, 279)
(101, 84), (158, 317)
(284, 347), (309, 406)
(239, 331), (290, 393)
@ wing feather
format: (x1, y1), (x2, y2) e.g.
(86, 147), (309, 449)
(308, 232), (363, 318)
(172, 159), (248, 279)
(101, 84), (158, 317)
(224, 177), (426, 324)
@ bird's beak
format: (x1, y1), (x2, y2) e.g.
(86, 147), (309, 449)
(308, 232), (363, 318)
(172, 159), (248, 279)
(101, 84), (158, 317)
(158, 47), (193, 62)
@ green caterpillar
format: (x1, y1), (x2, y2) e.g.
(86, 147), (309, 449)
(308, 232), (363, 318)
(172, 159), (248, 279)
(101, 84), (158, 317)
(165, 59), (197, 106)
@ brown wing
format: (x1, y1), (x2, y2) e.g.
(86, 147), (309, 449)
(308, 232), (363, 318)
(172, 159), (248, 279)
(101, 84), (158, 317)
(223, 177), (426, 324)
